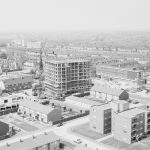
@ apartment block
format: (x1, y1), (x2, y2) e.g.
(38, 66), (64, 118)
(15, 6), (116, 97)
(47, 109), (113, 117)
(137, 105), (150, 135)
(44, 58), (91, 98)
(90, 104), (111, 134)
(114, 108), (145, 144)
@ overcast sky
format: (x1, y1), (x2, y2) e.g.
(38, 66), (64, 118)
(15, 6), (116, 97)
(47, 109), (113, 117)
(0, 0), (150, 32)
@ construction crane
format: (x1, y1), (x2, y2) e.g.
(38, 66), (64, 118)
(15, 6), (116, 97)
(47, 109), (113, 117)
(32, 40), (46, 99)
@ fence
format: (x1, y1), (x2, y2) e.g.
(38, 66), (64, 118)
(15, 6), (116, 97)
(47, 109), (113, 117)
(52, 110), (89, 125)
(0, 108), (18, 116)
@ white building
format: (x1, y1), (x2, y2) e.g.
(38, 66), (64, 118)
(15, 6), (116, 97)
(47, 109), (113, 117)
(18, 100), (62, 123)
(90, 85), (129, 101)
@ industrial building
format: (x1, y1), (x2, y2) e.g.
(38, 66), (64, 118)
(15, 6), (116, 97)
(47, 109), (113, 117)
(0, 131), (61, 150)
(113, 108), (145, 144)
(96, 65), (143, 81)
(0, 72), (33, 92)
(90, 104), (111, 134)
(44, 58), (91, 98)
(18, 100), (62, 123)
(90, 85), (129, 101)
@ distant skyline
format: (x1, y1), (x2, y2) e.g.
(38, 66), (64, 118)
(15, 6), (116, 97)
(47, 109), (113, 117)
(0, 0), (150, 32)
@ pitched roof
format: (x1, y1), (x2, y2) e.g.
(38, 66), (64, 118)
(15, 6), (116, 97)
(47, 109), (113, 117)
(0, 131), (59, 150)
(65, 96), (102, 106)
(19, 100), (54, 115)
(91, 84), (125, 97)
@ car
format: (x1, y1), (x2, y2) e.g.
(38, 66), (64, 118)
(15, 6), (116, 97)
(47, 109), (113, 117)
(73, 139), (82, 144)
(57, 123), (63, 127)
(132, 100), (139, 104)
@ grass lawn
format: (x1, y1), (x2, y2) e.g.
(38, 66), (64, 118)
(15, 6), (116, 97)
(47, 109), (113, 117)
(71, 123), (110, 140)
(101, 137), (130, 149)
(10, 118), (38, 132)
(101, 137), (150, 150)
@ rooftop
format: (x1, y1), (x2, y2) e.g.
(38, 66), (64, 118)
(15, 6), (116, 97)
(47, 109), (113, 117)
(119, 108), (145, 118)
(0, 71), (32, 81)
(0, 132), (60, 150)
(91, 103), (111, 110)
(91, 84), (126, 97)
(65, 95), (103, 106)
(46, 58), (90, 64)
(19, 99), (54, 115)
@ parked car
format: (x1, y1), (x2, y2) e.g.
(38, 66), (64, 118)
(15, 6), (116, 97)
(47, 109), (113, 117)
(57, 123), (63, 127)
(74, 139), (82, 144)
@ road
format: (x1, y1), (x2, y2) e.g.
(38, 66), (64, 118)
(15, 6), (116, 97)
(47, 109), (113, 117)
(0, 116), (111, 150)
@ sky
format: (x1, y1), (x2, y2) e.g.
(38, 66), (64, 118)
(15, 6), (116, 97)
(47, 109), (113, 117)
(0, 0), (150, 32)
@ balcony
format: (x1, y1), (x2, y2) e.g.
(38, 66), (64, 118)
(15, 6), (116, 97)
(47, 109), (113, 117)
(131, 130), (136, 136)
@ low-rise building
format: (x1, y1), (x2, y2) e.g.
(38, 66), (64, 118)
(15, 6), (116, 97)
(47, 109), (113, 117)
(18, 100), (62, 123)
(0, 72), (33, 92)
(113, 108), (145, 144)
(0, 131), (61, 150)
(90, 103), (111, 134)
(90, 85), (129, 101)
(96, 65), (143, 81)
(0, 121), (10, 140)
(65, 95), (102, 110)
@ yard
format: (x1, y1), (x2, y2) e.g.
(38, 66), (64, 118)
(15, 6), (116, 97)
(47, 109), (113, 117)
(71, 123), (109, 140)
(10, 118), (38, 132)
(101, 137), (130, 149)
(101, 136), (150, 150)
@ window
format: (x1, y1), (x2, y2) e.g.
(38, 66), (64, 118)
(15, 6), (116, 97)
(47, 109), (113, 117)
(4, 100), (8, 103)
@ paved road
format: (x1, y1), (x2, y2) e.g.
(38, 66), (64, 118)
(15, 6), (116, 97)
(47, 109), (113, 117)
(0, 116), (111, 150)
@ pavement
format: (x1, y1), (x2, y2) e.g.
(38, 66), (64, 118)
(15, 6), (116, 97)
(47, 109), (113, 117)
(0, 116), (112, 150)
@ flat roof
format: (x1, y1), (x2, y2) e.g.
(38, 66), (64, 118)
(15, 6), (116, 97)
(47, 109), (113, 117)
(46, 58), (90, 64)
(0, 132), (60, 150)
(92, 103), (111, 110)
(119, 108), (145, 118)
(19, 99), (54, 115)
